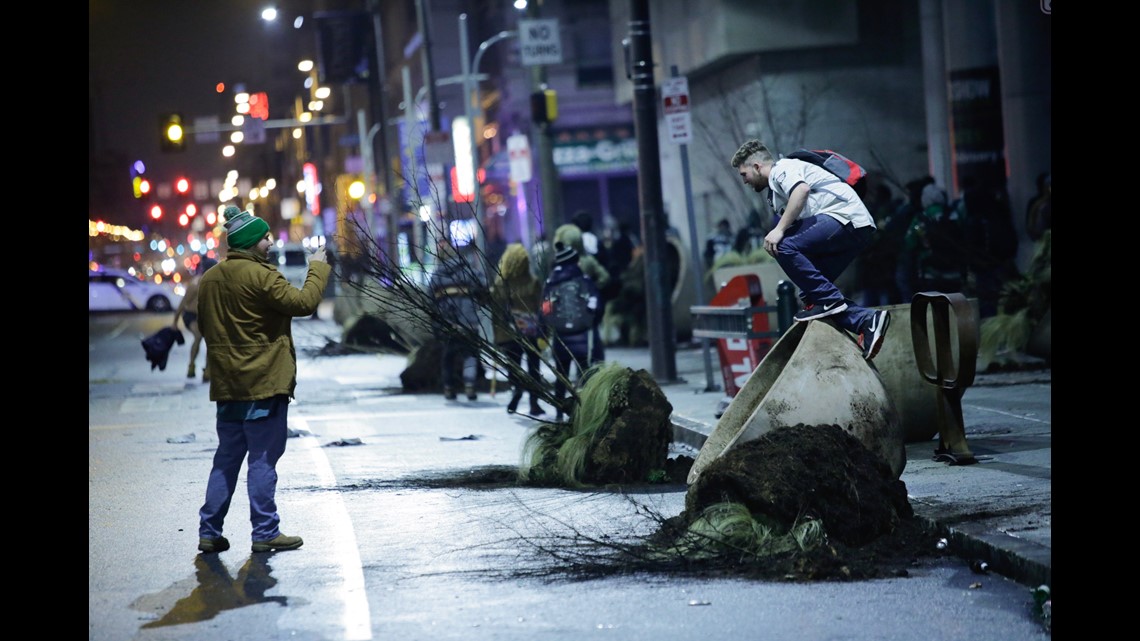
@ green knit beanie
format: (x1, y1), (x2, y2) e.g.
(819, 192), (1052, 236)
(223, 206), (269, 250)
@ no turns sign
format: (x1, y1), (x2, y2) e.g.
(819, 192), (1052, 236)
(519, 19), (563, 66)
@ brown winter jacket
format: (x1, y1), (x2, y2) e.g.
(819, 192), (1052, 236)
(198, 248), (330, 402)
(490, 243), (543, 345)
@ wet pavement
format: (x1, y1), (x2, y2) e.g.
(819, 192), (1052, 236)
(304, 301), (1051, 590)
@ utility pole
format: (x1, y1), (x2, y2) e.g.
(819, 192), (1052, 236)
(527, 0), (563, 245)
(628, 0), (677, 382)
(368, 0), (399, 271)
(415, 0), (442, 133)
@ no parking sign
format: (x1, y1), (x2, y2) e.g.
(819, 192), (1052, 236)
(662, 76), (692, 144)
(507, 134), (532, 183)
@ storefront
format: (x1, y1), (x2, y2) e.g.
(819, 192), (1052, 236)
(484, 123), (639, 250)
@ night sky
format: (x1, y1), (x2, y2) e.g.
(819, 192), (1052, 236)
(90, 0), (318, 218)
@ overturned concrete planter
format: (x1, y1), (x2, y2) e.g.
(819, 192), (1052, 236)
(872, 299), (979, 443)
(688, 320), (905, 485)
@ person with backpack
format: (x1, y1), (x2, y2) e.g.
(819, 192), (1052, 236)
(903, 182), (967, 294)
(490, 243), (545, 416)
(541, 242), (604, 420)
(729, 139), (890, 360)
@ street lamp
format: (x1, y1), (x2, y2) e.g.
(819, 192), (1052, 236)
(459, 13), (516, 255)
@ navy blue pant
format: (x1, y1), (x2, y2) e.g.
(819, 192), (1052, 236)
(198, 400), (289, 542)
(774, 214), (877, 334)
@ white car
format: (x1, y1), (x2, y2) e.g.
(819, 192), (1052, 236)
(89, 268), (182, 312)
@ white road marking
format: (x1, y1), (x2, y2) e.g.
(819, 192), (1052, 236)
(292, 416), (373, 640)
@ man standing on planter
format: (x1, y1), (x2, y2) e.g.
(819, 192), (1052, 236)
(730, 139), (890, 360)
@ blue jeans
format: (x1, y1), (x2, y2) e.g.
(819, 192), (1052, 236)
(774, 214), (877, 334)
(199, 398), (289, 542)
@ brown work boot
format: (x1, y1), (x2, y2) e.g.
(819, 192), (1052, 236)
(251, 533), (303, 553)
(197, 536), (230, 553)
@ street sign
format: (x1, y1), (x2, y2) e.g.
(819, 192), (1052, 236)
(507, 134), (532, 183)
(519, 18), (563, 66)
(194, 116), (220, 144)
(242, 117), (267, 144)
(662, 76), (693, 144)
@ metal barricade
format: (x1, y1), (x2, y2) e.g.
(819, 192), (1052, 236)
(690, 280), (797, 341)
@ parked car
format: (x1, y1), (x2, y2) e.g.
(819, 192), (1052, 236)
(268, 243), (310, 289)
(89, 268), (182, 312)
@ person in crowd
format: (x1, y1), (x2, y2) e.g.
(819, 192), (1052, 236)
(1025, 171), (1052, 242)
(429, 240), (487, 401)
(195, 206), (330, 554)
(541, 242), (604, 421)
(730, 139), (890, 360)
(891, 176), (935, 303)
(554, 223), (612, 300)
(733, 208), (768, 256)
(959, 175), (1019, 318)
(571, 209), (609, 268)
(903, 181), (966, 294)
(855, 183), (902, 307)
(528, 232), (553, 283)
(703, 218), (735, 269)
(172, 256), (219, 383)
(600, 216), (635, 282)
(490, 243), (545, 416)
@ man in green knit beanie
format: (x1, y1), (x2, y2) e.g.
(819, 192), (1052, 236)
(223, 206), (272, 251)
(195, 204), (330, 554)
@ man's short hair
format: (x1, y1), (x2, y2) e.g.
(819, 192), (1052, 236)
(730, 140), (773, 168)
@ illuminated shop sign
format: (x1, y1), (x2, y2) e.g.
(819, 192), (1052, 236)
(552, 126), (638, 176)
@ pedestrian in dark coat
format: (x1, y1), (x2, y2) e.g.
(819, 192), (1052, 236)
(541, 242), (603, 420)
(428, 241), (487, 401)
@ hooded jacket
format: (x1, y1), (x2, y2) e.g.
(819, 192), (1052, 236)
(553, 224), (611, 293)
(197, 248), (331, 402)
(490, 243), (543, 345)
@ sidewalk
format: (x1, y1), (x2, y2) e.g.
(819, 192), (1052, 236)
(604, 342), (1052, 590)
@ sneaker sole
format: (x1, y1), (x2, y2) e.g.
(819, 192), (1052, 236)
(251, 540), (304, 553)
(794, 302), (848, 322)
(864, 313), (891, 360)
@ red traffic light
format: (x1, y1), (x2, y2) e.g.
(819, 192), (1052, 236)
(175, 177), (191, 195)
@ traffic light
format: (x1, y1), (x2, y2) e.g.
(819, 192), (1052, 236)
(530, 89), (558, 124)
(175, 176), (190, 195)
(160, 113), (186, 152)
(133, 177), (152, 199)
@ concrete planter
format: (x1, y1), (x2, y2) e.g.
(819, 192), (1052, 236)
(688, 320), (905, 484)
(872, 299), (979, 443)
